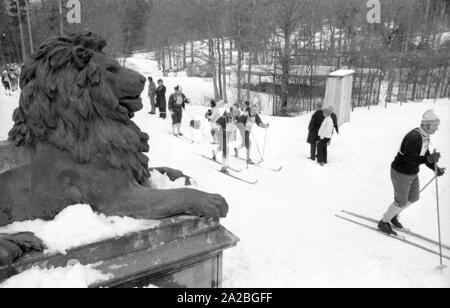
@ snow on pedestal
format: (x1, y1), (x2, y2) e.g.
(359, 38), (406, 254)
(0, 213), (239, 288)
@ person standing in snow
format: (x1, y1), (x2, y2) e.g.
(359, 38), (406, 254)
(168, 86), (190, 136)
(155, 79), (167, 119)
(234, 104), (270, 165)
(213, 104), (240, 174)
(205, 99), (222, 144)
(317, 106), (334, 166)
(1, 70), (11, 96)
(307, 102), (325, 161)
(148, 77), (157, 114)
(378, 110), (445, 236)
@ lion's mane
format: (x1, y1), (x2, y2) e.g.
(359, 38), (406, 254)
(8, 33), (150, 184)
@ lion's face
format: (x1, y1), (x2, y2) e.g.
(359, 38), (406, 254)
(92, 53), (146, 118)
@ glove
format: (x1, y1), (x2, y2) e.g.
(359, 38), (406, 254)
(436, 167), (446, 177)
(428, 151), (441, 164)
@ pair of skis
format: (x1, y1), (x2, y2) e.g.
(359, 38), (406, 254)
(232, 156), (283, 172)
(200, 155), (258, 185)
(336, 210), (450, 261)
(173, 134), (195, 144)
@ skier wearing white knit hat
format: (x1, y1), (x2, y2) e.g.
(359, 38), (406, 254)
(378, 109), (446, 236)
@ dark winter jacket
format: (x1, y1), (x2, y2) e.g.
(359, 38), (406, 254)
(238, 113), (263, 130)
(307, 110), (325, 144)
(392, 128), (436, 175)
(155, 85), (167, 108)
(168, 93), (189, 111)
(216, 112), (236, 130)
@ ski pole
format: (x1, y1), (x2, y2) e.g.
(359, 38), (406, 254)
(252, 131), (263, 163)
(420, 176), (437, 194)
(261, 126), (269, 162)
(434, 164), (446, 271)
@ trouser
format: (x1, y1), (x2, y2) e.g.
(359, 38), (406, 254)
(310, 142), (318, 160)
(217, 128), (232, 159)
(159, 107), (166, 119)
(317, 138), (330, 164)
(237, 123), (251, 151)
(171, 108), (183, 125)
(149, 95), (156, 113)
(211, 128), (218, 143)
(382, 168), (420, 222)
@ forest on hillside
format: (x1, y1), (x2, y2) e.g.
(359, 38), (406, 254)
(1, 0), (449, 110)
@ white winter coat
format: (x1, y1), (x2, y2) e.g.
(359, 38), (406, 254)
(318, 116), (334, 139)
(209, 107), (222, 130)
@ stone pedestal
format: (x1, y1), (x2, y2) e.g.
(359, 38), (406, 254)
(0, 216), (239, 288)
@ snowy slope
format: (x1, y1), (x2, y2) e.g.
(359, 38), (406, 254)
(0, 54), (449, 288)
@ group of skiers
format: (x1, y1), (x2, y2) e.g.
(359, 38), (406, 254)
(147, 77), (269, 174)
(148, 77), (191, 136)
(1, 65), (20, 96)
(307, 102), (339, 166)
(207, 102), (269, 174)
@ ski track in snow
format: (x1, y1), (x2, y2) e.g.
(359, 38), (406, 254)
(0, 52), (449, 288)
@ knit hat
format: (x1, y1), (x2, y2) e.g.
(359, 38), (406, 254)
(422, 109), (440, 125)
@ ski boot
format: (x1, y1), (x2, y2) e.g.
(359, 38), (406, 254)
(391, 216), (404, 230)
(247, 158), (255, 165)
(378, 221), (398, 237)
(212, 150), (217, 162)
(234, 148), (239, 158)
(220, 167), (230, 174)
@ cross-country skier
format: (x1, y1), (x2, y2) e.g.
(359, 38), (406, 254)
(234, 104), (269, 165)
(307, 102), (325, 161)
(378, 110), (446, 236)
(213, 104), (240, 174)
(155, 79), (167, 119)
(1, 70), (11, 96)
(168, 86), (190, 136)
(148, 77), (157, 114)
(205, 99), (221, 144)
(317, 106), (335, 166)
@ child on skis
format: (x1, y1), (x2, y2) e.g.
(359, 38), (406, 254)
(168, 86), (190, 136)
(234, 104), (269, 165)
(317, 106), (335, 166)
(213, 104), (240, 174)
(378, 110), (445, 236)
(205, 99), (221, 144)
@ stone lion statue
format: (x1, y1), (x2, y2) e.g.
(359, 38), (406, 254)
(0, 32), (228, 267)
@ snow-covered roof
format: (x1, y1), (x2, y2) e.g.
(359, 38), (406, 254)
(329, 69), (355, 77)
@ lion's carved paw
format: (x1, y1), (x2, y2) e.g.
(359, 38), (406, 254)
(187, 190), (229, 218)
(0, 233), (45, 267)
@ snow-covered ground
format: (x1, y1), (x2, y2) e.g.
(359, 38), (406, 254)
(0, 53), (449, 288)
